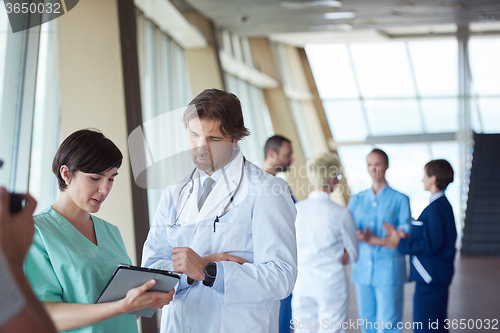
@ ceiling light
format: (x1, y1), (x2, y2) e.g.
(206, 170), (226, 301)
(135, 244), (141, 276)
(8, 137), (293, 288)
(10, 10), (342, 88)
(280, 1), (343, 9)
(311, 23), (353, 31)
(324, 12), (356, 19)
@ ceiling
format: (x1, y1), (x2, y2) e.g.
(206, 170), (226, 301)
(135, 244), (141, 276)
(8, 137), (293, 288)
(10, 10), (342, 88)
(178, 0), (500, 45)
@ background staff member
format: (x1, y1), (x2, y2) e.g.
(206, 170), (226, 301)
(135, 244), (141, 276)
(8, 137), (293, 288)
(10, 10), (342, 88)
(385, 159), (456, 333)
(142, 88), (297, 333)
(348, 148), (411, 333)
(261, 134), (295, 333)
(293, 153), (358, 333)
(0, 187), (56, 333)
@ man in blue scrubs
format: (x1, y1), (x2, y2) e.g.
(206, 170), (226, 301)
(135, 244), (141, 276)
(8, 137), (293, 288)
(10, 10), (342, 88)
(348, 149), (411, 333)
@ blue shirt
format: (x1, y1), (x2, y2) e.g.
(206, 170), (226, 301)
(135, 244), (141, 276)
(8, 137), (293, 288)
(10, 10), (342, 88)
(348, 185), (411, 286)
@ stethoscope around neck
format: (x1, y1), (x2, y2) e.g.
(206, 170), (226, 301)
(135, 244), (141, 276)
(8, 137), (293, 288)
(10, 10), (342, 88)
(170, 157), (246, 231)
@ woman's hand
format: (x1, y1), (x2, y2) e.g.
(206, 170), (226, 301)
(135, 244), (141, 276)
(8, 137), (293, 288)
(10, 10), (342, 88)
(358, 227), (386, 246)
(119, 279), (175, 314)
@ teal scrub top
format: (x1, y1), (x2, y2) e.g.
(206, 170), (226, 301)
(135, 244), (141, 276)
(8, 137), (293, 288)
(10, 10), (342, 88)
(24, 207), (138, 333)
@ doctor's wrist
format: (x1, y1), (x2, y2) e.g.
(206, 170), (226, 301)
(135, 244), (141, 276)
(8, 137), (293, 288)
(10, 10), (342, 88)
(203, 262), (217, 287)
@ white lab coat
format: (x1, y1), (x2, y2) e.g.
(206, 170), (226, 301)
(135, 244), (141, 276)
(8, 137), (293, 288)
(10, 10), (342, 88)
(142, 149), (297, 333)
(292, 191), (358, 332)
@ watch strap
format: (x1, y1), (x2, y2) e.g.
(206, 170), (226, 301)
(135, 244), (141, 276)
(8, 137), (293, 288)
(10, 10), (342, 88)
(203, 262), (217, 287)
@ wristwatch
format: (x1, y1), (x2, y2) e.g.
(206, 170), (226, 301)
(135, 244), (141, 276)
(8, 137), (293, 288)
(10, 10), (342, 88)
(203, 262), (217, 287)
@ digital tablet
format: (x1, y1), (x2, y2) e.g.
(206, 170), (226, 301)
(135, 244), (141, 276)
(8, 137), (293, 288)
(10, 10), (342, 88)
(95, 264), (180, 317)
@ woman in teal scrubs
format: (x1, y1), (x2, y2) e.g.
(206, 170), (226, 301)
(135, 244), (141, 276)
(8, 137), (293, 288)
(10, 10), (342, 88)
(24, 129), (174, 333)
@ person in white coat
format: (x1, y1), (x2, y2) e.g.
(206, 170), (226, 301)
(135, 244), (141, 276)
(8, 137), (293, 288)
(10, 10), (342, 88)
(142, 89), (297, 333)
(292, 153), (358, 333)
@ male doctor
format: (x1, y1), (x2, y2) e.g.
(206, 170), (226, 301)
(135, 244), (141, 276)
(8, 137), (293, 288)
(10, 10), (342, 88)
(142, 89), (298, 333)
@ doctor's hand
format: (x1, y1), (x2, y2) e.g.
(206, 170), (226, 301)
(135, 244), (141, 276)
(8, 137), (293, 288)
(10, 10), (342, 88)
(171, 247), (207, 281)
(202, 253), (249, 265)
(341, 249), (349, 265)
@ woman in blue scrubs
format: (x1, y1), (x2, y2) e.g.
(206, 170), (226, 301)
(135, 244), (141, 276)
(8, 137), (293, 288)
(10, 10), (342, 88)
(24, 129), (174, 333)
(348, 149), (411, 333)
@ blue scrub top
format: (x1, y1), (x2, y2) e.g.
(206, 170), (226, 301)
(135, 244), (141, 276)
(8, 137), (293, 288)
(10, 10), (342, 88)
(24, 207), (138, 333)
(348, 185), (411, 286)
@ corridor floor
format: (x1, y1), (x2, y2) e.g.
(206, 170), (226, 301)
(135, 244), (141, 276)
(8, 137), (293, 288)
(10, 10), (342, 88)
(345, 255), (500, 333)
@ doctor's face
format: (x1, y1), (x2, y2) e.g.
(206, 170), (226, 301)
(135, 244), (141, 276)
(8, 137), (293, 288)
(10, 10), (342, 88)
(187, 118), (236, 175)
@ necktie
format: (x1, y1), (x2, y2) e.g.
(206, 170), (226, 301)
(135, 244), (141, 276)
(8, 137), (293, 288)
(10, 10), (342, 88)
(198, 177), (215, 211)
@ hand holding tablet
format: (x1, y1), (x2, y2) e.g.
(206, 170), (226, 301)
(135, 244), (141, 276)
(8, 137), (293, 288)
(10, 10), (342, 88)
(96, 264), (180, 317)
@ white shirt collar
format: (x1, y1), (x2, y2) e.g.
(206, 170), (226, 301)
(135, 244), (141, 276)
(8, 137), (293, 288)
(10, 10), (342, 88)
(430, 190), (445, 203)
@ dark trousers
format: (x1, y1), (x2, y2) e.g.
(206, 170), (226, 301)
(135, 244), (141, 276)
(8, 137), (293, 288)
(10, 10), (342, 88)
(413, 282), (450, 333)
(279, 293), (293, 333)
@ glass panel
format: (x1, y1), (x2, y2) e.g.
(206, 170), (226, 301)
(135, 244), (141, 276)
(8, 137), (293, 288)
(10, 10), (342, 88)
(478, 97), (500, 133)
(469, 38), (500, 96)
(142, 21), (159, 122)
(137, 15), (193, 221)
(29, 20), (60, 213)
(364, 100), (423, 135)
(408, 40), (458, 97)
(159, 35), (173, 112)
(237, 79), (260, 163)
(249, 85), (274, 146)
(290, 100), (313, 159)
(350, 42), (415, 98)
(274, 43), (295, 89)
(173, 43), (190, 108)
(305, 44), (358, 99)
(323, 100), (368, 142)
(337, 145), (372, 196)
(0, 8), (8, 110)
(470, 98), (483, 133)
(421, 98), (459, 133)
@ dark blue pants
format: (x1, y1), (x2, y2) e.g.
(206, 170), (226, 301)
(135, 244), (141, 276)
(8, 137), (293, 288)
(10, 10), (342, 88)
(414, 283), (450, 333)
(279, 293), (292, 333)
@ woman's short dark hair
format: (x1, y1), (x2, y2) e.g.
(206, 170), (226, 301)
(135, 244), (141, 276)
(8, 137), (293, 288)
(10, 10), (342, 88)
(425, 159), (454, 190)
(182, 89), (250, 141)
(52, 129), (123, 191)
(369, 148), (389, 167)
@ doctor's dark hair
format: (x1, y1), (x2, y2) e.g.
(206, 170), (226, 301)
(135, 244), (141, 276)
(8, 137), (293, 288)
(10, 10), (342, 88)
(52, 129), (123, 191)
(183, 89), (250, 141)
(425, 159), (454, 190)
(264, 135), (291, 160)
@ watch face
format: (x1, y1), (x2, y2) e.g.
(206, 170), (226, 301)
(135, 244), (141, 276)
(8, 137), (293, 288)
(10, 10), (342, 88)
(205, 263), (217, 278)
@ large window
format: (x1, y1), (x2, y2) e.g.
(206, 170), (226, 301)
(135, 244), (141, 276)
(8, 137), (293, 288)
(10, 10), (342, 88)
(0, 9), (60, 211)
(305, 37), (499, 236)
(136, 11), (192, 219)
(220, 30), (274, 166)
(29, 19), (61, 213)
